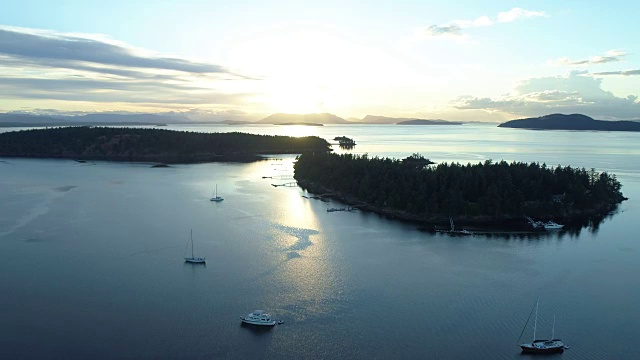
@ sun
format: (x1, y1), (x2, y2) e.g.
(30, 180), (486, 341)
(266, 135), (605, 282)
(265, 81), (327, 114)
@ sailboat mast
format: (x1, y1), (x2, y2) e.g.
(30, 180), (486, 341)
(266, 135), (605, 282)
(533, 299), (539, 341)
(191, 229), (194, 258)
(552, 315), (555, 339)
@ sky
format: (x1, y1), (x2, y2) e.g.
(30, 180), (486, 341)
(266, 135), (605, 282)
(1, 0), (639, 122)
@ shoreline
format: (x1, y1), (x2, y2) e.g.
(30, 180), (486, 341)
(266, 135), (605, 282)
(296, 179), (622, 231)
(0, 151), (310, 164)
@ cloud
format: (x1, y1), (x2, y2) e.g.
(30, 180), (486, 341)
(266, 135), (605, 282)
(0, 26), (255, 110)
(451, 16), (493, 29)
(593, 69), (640, 76)
(420, 7), (546, 38)
(452, 70), (640, 119)
(0, 26), (228, 74)
(424, 24), (463, 37)
(497, 8), (547, 23)
(552, 50), (627, 66)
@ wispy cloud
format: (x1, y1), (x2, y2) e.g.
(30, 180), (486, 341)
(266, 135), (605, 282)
(496, 8), (547, 23)
(452, 71), (640, 120)
(0, 26), (255, 110)
(593, 69), (640, 76)
(419, 7), (547, 38)
(423, 24), (463, 37)
(551, 50), (627, 66)
(0, 26), (229, 74)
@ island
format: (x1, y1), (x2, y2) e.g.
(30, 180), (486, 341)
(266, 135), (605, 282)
(220, 120), (252, 125)
(275, 122), (324, 126)
(0, 127), (331, 163)
(498, 113), (640, 131)
(256, 113), (350, 125)
(0, 112), (183, 127)
(396, 119), (463, 125)
(294, 152), (625, 229)
(356, 115), (463, 125)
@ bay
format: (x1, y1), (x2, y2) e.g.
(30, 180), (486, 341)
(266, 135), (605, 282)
(1, 124), (639, 359)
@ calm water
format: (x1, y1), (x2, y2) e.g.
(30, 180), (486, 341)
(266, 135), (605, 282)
(1, 124), (639, 359)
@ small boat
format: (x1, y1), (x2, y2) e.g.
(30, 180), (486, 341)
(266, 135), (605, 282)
(184, 230), (206, 264)
(526, 217), (564, 230)
(435, 217), (474, 235)
(518, 299), (569, 354)
(543, 221), (564, 230)
(210, 184), (224, 202)
(240, 310), (277, 326)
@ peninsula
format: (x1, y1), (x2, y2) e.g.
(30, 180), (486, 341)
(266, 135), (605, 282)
(0, 127), (331, 163)
(294, 152), (625, 228)
(498, 113), (640, 131)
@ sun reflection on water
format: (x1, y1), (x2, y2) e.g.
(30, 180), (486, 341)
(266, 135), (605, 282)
(274, 125), (320, 138)
(267, 186), (345, 320)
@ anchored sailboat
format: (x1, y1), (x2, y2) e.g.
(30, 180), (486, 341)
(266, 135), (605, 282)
(184, 230), (206, 264)
(210, 184), (224, 202)
(435, 217), (474, 235)
(518, 298), (569, 354)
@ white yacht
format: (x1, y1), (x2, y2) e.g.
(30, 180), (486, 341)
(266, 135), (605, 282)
(543, 221), (564, 230)
(240, 310), (277, 326)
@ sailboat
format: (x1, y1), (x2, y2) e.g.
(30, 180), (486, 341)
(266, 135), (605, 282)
(518, 298), (569, 353)
(184, 230), (206, 263)
(210, 184), (224, 202)
(435, 217), (473, 235)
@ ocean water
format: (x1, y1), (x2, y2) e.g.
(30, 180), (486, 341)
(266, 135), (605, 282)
(1, 124), (639, 359)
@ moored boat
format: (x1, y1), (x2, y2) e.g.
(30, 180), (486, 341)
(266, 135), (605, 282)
(518, 299), (569, 354)
(240, 310), (277, 326)
(543, 221), (564, 230)
(210, 184), (224, 202)
(184, 230), (206, 264)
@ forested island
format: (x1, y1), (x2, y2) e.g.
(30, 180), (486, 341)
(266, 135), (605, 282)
(499, 113), (640, 131)
(0, 127), (331, 163)
(294, 152), (625, 228)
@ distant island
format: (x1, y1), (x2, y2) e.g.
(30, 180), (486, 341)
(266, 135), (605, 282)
(0, 127), (331, 163)
(498, 113), (640, 131)
(396, 119), (463, 125)
(256, 113), (349, 125)
(275, 122), (324, 126)
(294, 152), (625, 228)
(358, 115), (464, 125)
(221, 120), (252, 125)
(0, 113), (184, 127)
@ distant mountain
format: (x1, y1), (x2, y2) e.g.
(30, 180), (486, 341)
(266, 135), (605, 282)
(0, 113), (189, 127)
(257, 113), (350, 125)
(498, 113), (640, 132)
(0, 113), (62, 125)
(359, 115), (462, 125)
(397, 119), (463, 125)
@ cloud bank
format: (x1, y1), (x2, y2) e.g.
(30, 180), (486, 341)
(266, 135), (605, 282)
(0, 26), (252, 110)
(421, 7), (547, 38)
(453, 71), (640, 120)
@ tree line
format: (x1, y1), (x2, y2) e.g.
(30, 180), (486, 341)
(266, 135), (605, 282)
(0, 127), (331, 162)
(294, 152), (625, 219)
